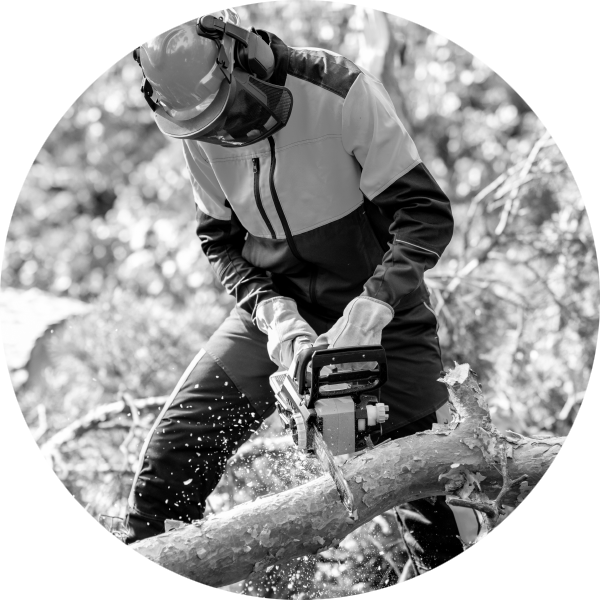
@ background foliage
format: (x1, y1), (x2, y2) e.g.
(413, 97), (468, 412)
(2, 1), (597, 597)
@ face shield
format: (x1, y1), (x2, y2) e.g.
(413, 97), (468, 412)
(151, 69), (293, 147)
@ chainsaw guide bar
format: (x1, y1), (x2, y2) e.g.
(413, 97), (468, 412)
(313, 427), (358, 519)
(269, 345), (390, 519)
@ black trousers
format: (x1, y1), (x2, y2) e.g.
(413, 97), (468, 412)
(125, 303), (463, 569)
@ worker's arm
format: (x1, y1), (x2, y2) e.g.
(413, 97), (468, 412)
(341, 71), (454, 310)
(183, 140), (279, 314)
(195, 207), (280, 312)
(184, 141), (316, 367)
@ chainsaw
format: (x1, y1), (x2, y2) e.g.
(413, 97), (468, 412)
(269, 345), (389, 519)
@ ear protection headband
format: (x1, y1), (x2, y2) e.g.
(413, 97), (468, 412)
(196, 15), (275, 81)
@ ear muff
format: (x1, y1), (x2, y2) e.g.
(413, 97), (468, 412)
(197, 16), (274, 80)
(234, 29), (274, 80)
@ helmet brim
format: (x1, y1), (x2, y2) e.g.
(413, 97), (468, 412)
(152, 75), (236, 140)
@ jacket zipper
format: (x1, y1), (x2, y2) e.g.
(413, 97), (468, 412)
(267, 137), (318, 305)
(252, 157), (276, 239)
(267, 137), (302, 261)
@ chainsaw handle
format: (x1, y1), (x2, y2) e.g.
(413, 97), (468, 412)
(295, 344), (328, 393)
(309, 345), (388, 405)
(311, 346), (387, 371)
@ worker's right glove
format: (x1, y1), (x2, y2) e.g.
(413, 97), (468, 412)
(254, 296), (318, 369)
(314, 295), (394, 371)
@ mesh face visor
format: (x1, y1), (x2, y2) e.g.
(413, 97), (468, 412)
(197, 71), (293, 146)
(151, 69), (292, 147)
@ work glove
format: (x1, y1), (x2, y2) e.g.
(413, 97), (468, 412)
(254, 296), (318, 369)
(314, 295), (394, 371)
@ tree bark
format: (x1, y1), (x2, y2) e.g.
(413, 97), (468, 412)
(131, 364), (563, 587)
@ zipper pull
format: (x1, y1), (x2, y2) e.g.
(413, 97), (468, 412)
(252, 158), (258, 173)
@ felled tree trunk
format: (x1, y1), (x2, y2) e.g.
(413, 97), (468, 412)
(131, 364), (563, 587)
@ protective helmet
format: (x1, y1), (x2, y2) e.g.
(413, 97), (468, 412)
(138, 9), (238, 121)
(133, 9), (293, 147)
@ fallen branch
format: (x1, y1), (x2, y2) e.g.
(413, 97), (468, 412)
(40, 395), (167, 466)
(131, 364), (563, 587)
(32, 396), (167, 470)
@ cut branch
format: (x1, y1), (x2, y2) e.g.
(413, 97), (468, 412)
(445, 435), (532, 548)
(131, 364), (563, 587)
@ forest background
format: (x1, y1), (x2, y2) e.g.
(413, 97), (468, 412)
(1, 1), (598, 597)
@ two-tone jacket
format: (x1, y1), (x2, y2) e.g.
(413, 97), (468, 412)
(183, 31), (453, 324)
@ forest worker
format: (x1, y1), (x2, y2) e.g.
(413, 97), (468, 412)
(125, 8), (475, 568)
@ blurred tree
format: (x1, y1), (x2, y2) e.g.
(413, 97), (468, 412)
(428, 134), (597, 436)
(351, 8), (412, 132)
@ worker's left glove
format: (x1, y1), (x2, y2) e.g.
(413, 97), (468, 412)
(254, 296), (318, 369)
(314, 296), (394, 370)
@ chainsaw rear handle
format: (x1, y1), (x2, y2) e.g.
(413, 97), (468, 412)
(295, 345), (388, 406)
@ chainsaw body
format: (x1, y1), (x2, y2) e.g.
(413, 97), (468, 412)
(270, 345), (390, 457)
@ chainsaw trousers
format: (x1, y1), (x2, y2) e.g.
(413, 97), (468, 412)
(125, 303), (465, 569)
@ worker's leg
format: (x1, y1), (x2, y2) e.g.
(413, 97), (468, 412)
(125, 308), (277, 544)
(376, 304), (496, 600)
(404, 496), (496, 600)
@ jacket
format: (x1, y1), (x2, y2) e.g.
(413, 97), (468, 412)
(183, 31), (454, 323)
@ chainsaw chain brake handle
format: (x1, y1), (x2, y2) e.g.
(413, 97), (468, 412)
(294, 345), (388, 409)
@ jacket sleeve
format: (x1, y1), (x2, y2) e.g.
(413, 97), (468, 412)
(341, 72), (454, 310)
(183, 141), (280, 316)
